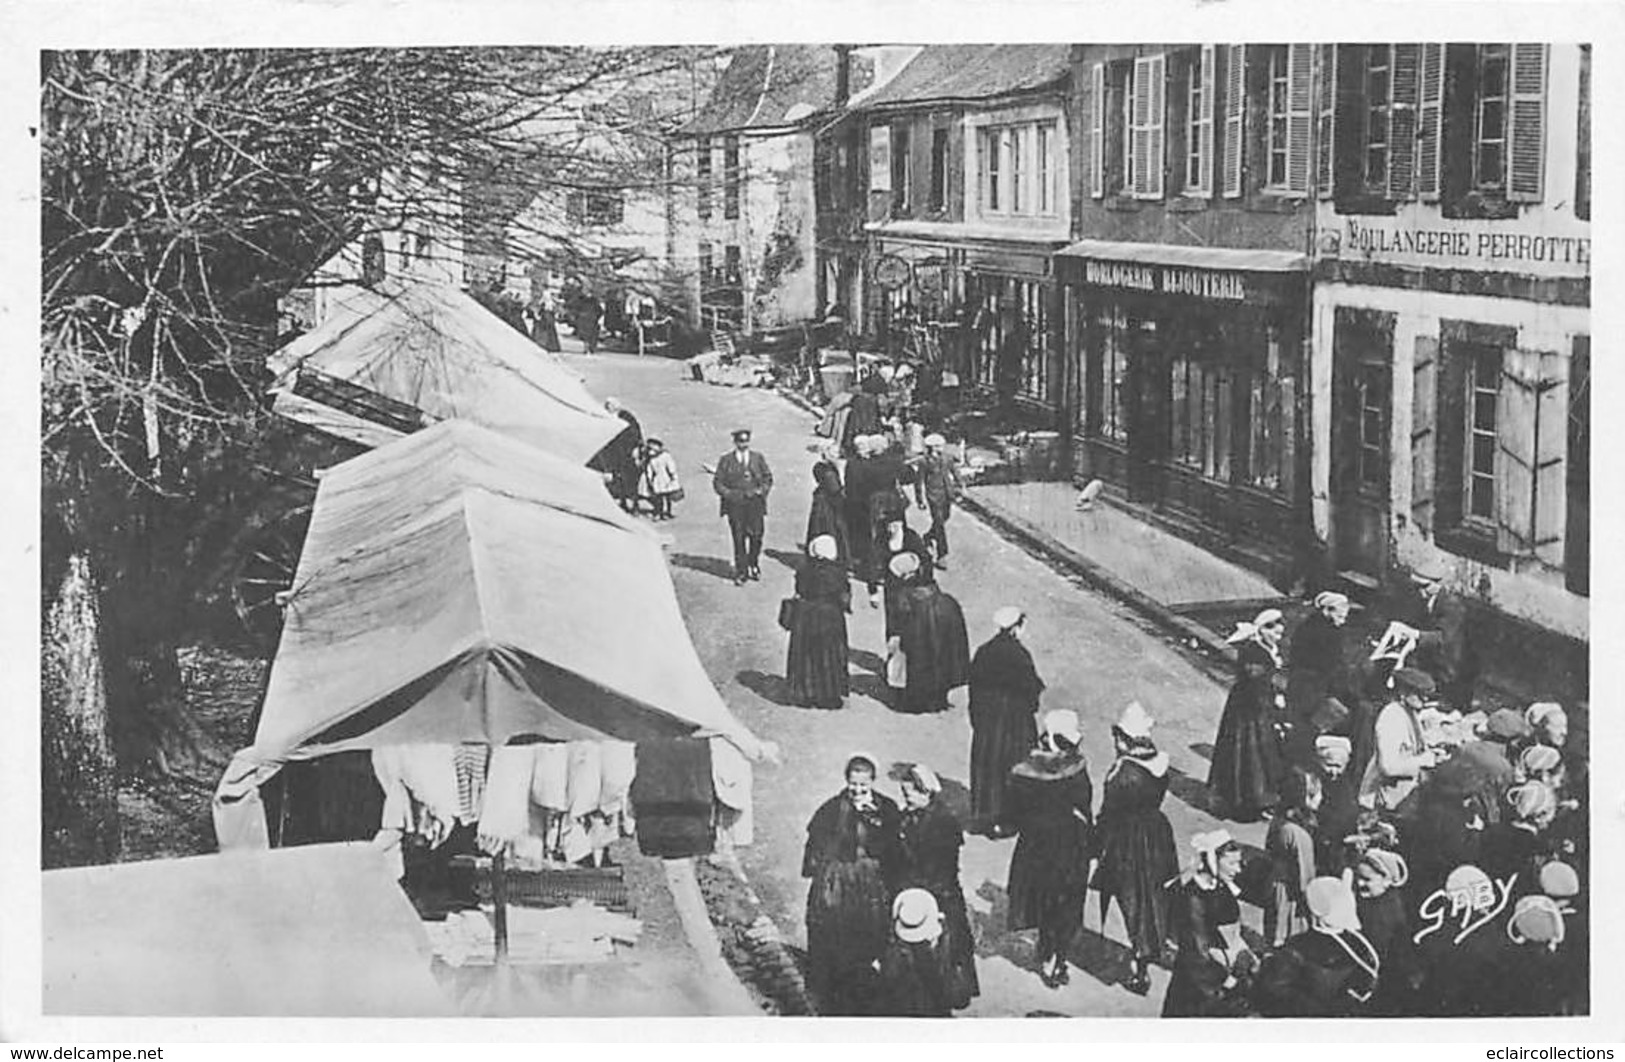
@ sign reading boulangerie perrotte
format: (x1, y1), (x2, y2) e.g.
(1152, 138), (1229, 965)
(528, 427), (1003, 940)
(1336, 216), (1591, 274)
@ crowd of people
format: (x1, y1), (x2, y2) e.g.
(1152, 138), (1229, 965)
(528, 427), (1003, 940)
(678, 361), (1589, 1019)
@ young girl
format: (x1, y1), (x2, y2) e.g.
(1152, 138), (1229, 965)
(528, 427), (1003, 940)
(640, 437), (681, 520)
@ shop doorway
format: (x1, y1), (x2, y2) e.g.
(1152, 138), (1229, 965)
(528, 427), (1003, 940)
(1124, 315), (1168, 504)
(1330, 309), (1394, 580)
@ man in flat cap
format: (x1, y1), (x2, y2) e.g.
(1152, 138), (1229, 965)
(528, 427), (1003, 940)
(712, 428), (773, 585)
(1358, 667), (1442, 814)
(1390, 558), (1479, 713)
(913, 433), (962, 570)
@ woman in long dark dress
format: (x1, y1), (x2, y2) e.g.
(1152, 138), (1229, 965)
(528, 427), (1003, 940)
(1209, 608), (1288, 821)
(804, 443), (850, 563)
(1285, 593), (1354, 733)
(1006, 709), (1095, 989)
(1264, 767), (1322, 948)
(894, 763), (979, 1009)
(802, 754), (901, 1015)
(1163, 831), (1253, 1017)
(787, 536), (851, 711)
(968, 607), (1044, 835)
(1092, 702), (1178, 996)
(890, 553), (970, 714)
(880, 514), (932, 637)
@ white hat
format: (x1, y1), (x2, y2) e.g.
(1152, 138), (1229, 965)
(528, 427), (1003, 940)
(808, 535), (839, 561)
(1314, 734), (1353, 767)
(1313, 590), (1351, 612)
(892, 888), (943, 944)
(1116, 701), (1155, 739)
(993, 606), (1025, 630)
(1042, 709), (1082, 745)
(1306, 877), (1362, 932)
(907, 763), (942, 794)
(924, 432), (947, 448)
(888, 551), (921, 578)
(1526, 701), (1566, 729)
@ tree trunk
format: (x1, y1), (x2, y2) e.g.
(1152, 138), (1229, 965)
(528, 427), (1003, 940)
(41, 552), (121, 868)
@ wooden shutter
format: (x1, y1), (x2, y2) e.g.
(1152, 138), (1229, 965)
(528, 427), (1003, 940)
(1388, 44), (1421, 200)
(1147, 53), (1167, 198)
(1495, 349), (1565, 561)
(1508, 43), (1548, 203)
(1090, 63), (1106, 198)
(1286, 44), (1314, 195)
(1411, 335), (1439, 534)
(1417, 44), (1446, 201)
(1222, 44), (1246, 197)
(1194, 45), (1216, 196)
(1131, 57), (1151, 196)
(1316, 44), (1338, 198)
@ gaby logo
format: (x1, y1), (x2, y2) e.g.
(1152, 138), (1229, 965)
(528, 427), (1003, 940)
(1413, 874), (1517, 946)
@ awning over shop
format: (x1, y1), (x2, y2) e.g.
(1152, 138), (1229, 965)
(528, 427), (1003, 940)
(1057, 239), (1309, 273)
(43, 842), (453, 1017)
(266, 279), (625, 464)
(214, 420), (764, 847)
(866, 218), (1071, 248)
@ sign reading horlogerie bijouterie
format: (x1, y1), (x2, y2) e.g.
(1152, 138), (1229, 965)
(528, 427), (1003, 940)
(1083, 259), (1248, 300)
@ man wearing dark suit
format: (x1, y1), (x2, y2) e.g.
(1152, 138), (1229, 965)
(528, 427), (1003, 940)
(713, 428), (773, 585)
(1393, 558), (1478, 713)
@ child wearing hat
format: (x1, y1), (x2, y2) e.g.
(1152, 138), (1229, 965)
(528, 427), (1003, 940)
(875, 889), (954, 1017)
(638, 437), (682, 520)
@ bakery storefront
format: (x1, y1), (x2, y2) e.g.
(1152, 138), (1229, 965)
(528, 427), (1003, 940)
(1057, 239), (1312, 568)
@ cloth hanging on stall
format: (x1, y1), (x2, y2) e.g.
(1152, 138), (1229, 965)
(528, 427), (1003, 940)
(567, 741), (605, 819)
(453, 744), (490, 822)
(600, 741), (637, 818)
(479, 744), (539, 845)
(631, 737), (716, 858)
(711, 736), (754, 847)
(371, 744), (461, 845)
(529, 741), (571, 812)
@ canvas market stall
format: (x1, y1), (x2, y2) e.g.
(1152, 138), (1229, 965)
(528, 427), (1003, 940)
(43, 842), (454, 1017)
(266, 279), (627, 464)
(214, 419), (768, 857)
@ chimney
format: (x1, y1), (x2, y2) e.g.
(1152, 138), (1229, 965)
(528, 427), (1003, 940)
(834, 44), (854, 106)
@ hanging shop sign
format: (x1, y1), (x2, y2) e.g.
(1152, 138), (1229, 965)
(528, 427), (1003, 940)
(874, 254), (913, 291)
(1081, 259), (1250, 301)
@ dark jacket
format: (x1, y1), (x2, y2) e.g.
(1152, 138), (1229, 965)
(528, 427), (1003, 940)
(712, 448), (774, 516)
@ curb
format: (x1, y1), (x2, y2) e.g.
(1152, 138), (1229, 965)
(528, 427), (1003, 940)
(956, 490), (1240, 683)
(660, 857), (764, 1016)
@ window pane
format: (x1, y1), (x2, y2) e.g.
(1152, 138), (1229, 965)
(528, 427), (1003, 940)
(1470, 477), (1495, 518)
(1473, 347), (1501, 382)
(1481, 55), (1507, 98)
(1481, 100), (1505, 139)
(1473, 433), (1497, 473)
(1474, 390), (1498, 427)
(1367, 149), (1388, 185)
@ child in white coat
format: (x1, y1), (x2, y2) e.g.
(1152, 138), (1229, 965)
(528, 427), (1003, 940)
(640, 437), (682, 520)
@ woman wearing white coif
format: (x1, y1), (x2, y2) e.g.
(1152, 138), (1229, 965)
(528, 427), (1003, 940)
(1208, 608), (1289, 821)
(1253, 876), (1380, 1017)
(1162, 829), (1252, 1017)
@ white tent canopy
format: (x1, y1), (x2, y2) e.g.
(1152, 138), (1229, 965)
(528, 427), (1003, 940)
(267, 279), (625, 463)
(214, 421), (764, 847)
(44, 843), (454, 1017)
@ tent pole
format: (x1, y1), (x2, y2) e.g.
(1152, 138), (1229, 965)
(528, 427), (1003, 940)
(491, 849), (510, 962)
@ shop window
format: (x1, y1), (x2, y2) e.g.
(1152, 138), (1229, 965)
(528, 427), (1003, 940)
(723, 135), (741, 220)
(929, 126), (949, 212)
(696, 137), (712, 220)
(1097, 309), (1130, 442)
(723, 245), (742, 286)
(1244, 327), (1293, 493)
(1170, 355), (1218, 476)
(891, 124), (911, 214)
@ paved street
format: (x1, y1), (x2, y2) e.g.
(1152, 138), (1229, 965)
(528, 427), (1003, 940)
(573, 348), (1269, 1017)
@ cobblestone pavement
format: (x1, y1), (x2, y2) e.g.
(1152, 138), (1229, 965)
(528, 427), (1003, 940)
(573, 349), (1269, 1017)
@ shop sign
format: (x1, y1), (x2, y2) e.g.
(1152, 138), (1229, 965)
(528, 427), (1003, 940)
(1336, 218), (1590, 274)
(874, 254), (912, 290)
(1082, 258), (1249, 301)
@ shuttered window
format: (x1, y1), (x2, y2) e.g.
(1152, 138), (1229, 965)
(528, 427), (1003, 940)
(1507, 43), (1548, 202)
(1186, 46), (1216, 195)
(1495, 348), (1566, 564)
(1362, 46), (1392, 192)
(1222, 44), (1246, 197)
(1266, 47), (1291, 188)
(1262, 45), (1312, 195)
(1417, 44), (1447, 201)
(1090, 63), (1106, 198)
(1130, 53), (1166, 199)
(723, 136), (741, 220)
(1472, 44), (1511, 193)
(1387, 44), (1420, 199)
(696, 137), (712, 220)
(1576, 45), (1590, 220)
(1566, 336), (1589, 594)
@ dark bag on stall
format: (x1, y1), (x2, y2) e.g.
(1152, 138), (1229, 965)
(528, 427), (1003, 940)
(777, 597), (799, 631)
